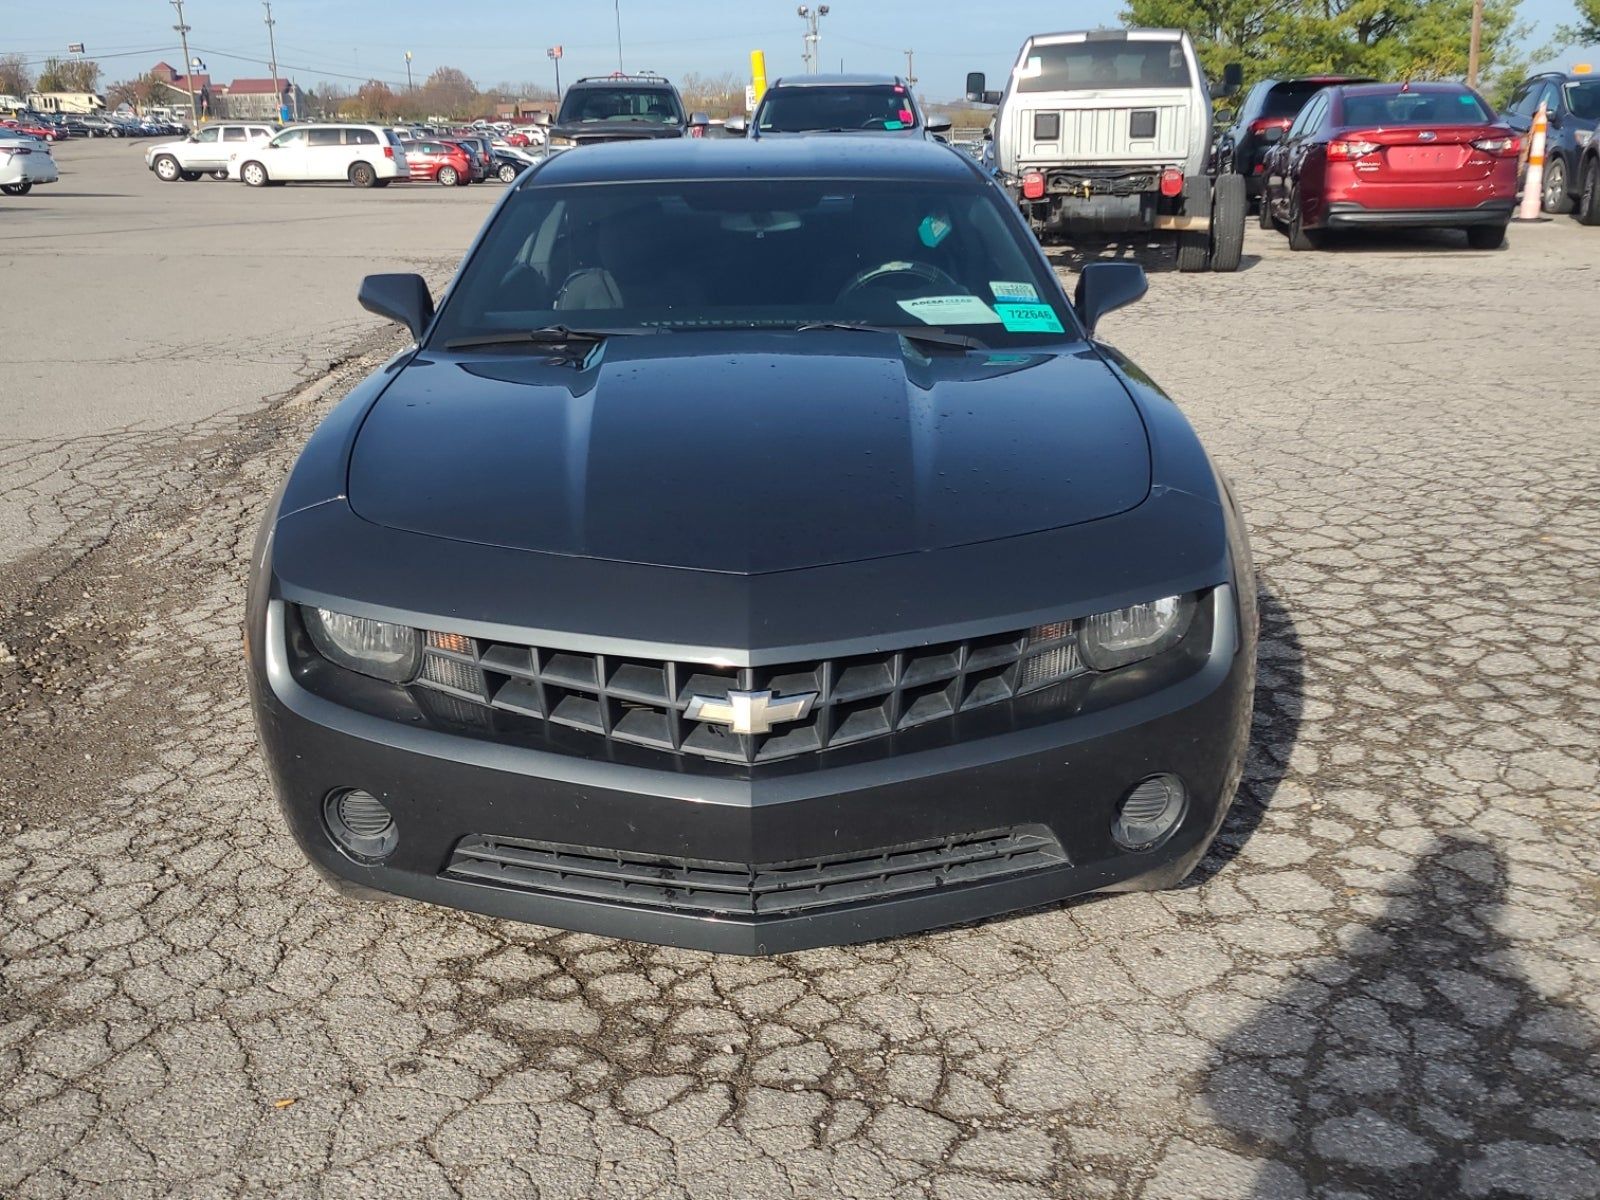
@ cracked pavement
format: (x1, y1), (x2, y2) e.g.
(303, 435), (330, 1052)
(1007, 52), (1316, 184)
(1, 144), (1597, 1199)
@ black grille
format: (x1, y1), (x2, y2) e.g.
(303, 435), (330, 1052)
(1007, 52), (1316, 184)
(445, 827), (1068, 917)
(412, 623), (1085, 764)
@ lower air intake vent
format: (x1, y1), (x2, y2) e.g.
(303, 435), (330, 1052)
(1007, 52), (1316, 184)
(445, 827), (1068, 917)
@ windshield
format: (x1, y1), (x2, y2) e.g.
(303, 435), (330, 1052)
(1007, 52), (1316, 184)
(431, 178), (1077, 347)
(1565, 80), (1600, 121)
(1017, 40), (1191, 92)
(1263, 82), (1331, 119)
(758, 86), (918, 132)
(558, 88), (682, 125)
(1342, 90), (1493, 126)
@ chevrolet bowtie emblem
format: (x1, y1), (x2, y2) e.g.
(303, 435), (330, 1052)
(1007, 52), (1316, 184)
(685, 689), (818, 736)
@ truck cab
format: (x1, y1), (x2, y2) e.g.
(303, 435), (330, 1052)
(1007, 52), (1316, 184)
(969, 29), (1246, 272)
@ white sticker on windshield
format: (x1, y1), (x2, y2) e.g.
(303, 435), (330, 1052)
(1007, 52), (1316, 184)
(989, 280), (1039, 303)
(897, 295), (1003, 325)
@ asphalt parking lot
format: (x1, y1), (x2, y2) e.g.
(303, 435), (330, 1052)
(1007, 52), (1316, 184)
(2, 139), (1598, 1199)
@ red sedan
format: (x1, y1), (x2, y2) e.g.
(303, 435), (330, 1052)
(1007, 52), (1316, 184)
(2, 119), (62, 142)
(404, 139), (472, 186)
(1261, 81), (1520, 250)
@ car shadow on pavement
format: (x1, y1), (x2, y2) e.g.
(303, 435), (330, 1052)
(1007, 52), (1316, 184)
(1045, 238), (1263, 276)
(1191, 835), (1600, 1198)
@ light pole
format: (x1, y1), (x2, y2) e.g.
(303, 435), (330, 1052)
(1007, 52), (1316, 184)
(170, 0), (198, 125)
(547, 46), (563, 100)
(263, 2), (281, 120)
(404, 50), (413, 93)
(904, 48), (915, 89)
(614, 0), (625, 73)
(798, 5), (829, 75)
(1467, 0), (1484, 89)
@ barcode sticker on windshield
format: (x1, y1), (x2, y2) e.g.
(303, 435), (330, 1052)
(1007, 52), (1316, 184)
(990, 281), (1039, 303)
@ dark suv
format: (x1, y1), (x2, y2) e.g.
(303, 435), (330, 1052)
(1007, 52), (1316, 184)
(731, 74), (952, 139)
(1216, 76), (1374, 199)
(544, 74), (707, 152)
(1500, 71), (1600, 214)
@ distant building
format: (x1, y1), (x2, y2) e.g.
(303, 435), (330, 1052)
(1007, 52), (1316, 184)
(150, 61), (216, 120)
(221, 77), (304, 121)
(494, 101), (550, 121)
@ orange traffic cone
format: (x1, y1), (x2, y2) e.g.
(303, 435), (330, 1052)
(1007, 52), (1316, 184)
(1516, 101), (1547, 220)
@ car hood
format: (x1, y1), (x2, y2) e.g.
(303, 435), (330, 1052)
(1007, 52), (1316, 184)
(347, 333), (1151, 575)
(551, 121), (685, 144)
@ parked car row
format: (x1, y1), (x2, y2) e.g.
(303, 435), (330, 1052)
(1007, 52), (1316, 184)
(3, 111), (188, 140)
(1215, 69), (1599, 249)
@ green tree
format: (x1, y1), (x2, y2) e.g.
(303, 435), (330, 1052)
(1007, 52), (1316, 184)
(418, 66), (478, 119)
(1121, 0), (1524, 87)
(105, 71), (173, 114)
(1556, 0), (1600, 43)
(34, 56), (102, 93)
(0, 52), (32, 97)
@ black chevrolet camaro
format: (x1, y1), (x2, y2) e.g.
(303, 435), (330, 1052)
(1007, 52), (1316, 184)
(247, 137), (1257, 954)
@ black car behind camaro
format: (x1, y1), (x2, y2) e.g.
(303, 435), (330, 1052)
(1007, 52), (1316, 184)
(247, 137), (1257, 954)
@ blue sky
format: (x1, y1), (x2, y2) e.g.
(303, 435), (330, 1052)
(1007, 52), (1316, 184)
(6, 0), (1595, 98)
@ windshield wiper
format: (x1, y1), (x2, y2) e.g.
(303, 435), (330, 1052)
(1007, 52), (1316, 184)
(442, 325), (652, 351)
(794, 322), (984, 351)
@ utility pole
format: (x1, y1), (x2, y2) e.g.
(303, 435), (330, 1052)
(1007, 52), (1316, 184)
(404, 50), (413, 93)
(614, 0), (625, 73)
(904, 49), (916, 89)
(1467, 0), (1484, 89)
(263, 2), (281, 119)
(798, 5), (829, 75)
(170, 0), (198, 126)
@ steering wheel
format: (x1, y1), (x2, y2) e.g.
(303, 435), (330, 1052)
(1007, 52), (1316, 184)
(836, 260), (962, 304)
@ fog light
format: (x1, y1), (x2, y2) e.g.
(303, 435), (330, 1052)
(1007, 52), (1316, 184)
(1112, 774), (1186, 851)
(324, 789), (398, 861)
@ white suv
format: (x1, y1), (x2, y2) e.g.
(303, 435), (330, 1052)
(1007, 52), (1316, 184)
(233, 124), (408, 189)
(145, 122), (278, 181)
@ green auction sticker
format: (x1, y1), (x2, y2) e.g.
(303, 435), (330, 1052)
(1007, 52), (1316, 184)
(995, 303), (1064, 333)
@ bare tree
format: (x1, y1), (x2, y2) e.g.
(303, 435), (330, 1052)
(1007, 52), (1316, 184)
(0, 52), (32, 97)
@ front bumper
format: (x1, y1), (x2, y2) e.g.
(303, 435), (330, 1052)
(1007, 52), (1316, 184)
(251, 586), (1254, 954)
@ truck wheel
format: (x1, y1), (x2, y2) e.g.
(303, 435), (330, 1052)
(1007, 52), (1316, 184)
(1176, 177), (1212, 272)
(1210, 174), (1247, 272)
(153, 154), (180, 182)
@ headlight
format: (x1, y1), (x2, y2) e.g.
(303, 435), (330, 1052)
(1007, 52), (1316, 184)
(302, 606), (421, 683)
(1079, 594), (1196, 672)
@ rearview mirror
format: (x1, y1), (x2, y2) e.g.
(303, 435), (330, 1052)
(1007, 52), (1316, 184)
(723, 116), (748, 136)
(359, 273), (434, 341)
(1073, 262), (1147, 337)
(1220, 62), (1243, 98)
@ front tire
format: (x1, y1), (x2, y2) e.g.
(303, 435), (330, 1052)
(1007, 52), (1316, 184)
(1209, 173), (1247, 272)
(1576, 157), (1600, 226)
(240, 160), (268, 188)
(437, 165), (458, 186)
(349, 162), (377, 188)
(153, 154), (180, 182)
(498, 162), (518, 183)
(1, 182), (32, 196)
(1466, 224), (1507, 250)
(1541, 157), (1573, 215)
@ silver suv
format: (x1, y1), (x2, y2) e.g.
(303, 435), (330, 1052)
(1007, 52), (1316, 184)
(968, 29), (1246, 272)
(145, 122), (278, 182)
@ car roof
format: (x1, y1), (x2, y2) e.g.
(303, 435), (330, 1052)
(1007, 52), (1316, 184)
(529, 136), (980, 186)
(1338, 81), (1474, 96)
(767, 73), (904, 88)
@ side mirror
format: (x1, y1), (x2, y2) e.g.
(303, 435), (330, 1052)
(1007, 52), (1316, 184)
(926, 118), (952, 134)
(966, 72), (988, 103)
(1213, 109), (1235, 126)
(723, 116), (748, 136)
(1073, 262), (1147, 338)
(1220, 62), (1243, 98)
(535, 112), (552, 126)
(689, 111), (711, 127)
(359, 273), (434, 341)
